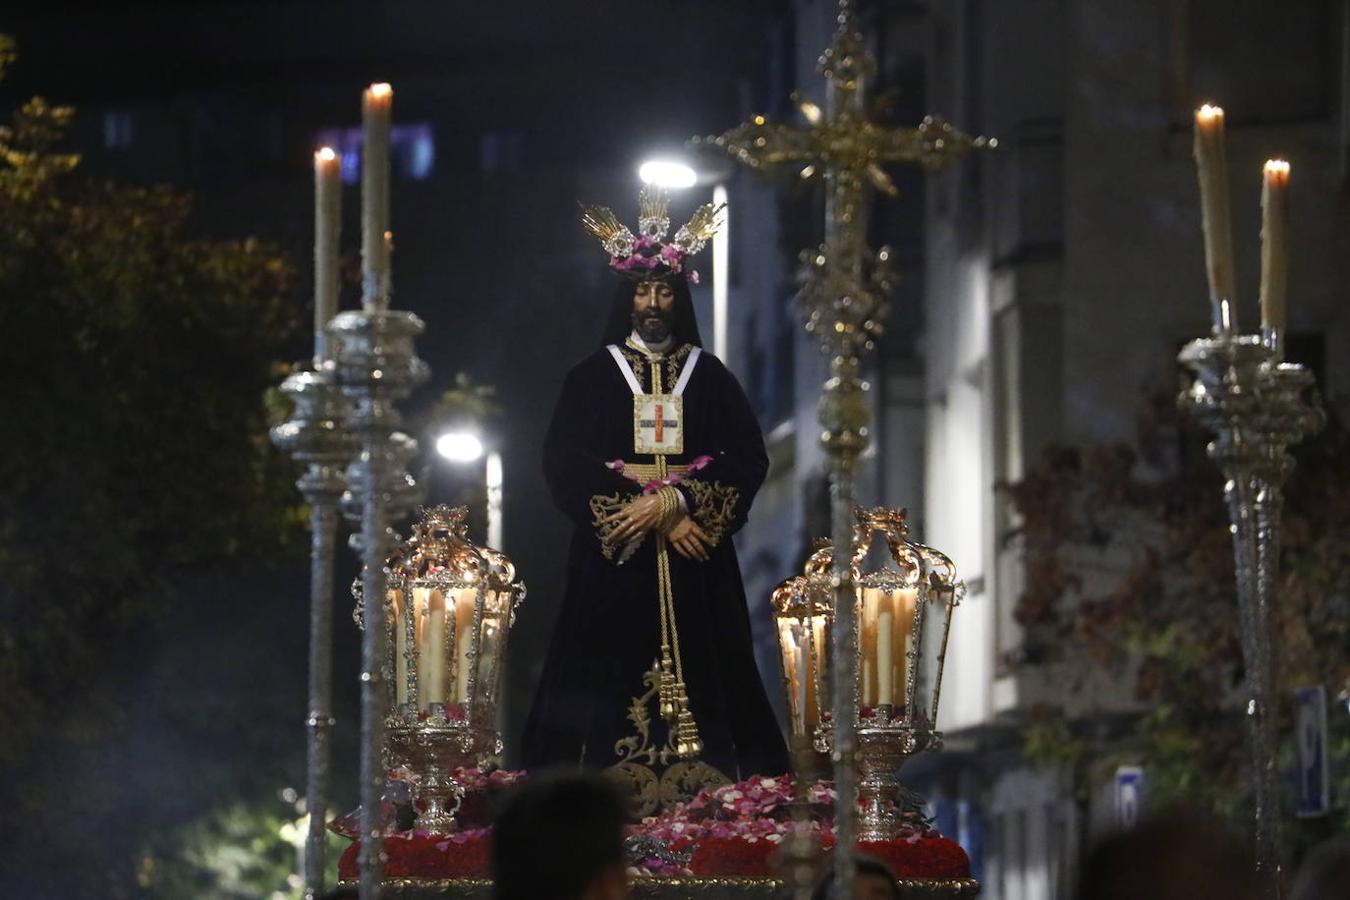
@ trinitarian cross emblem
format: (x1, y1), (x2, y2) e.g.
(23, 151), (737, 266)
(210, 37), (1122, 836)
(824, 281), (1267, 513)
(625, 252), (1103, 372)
(634, 394), (683, 455)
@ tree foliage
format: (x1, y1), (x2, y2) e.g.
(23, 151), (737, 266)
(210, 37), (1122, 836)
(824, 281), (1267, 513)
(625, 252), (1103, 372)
(1005, 379), (1350, 849)
(0, 39), (307, 896)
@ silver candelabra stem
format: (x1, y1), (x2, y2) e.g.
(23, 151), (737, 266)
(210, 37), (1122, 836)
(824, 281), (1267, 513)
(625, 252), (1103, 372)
(270, 364), (358, 899)
(330, 308), (428, 900)
(1178, 331), (1323, 897)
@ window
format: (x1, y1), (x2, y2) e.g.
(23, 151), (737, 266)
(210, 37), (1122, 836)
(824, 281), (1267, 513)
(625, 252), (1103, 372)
(103, 111), (135, 150)
(479, 131), (525, 174)
(315, 122), (437, 184)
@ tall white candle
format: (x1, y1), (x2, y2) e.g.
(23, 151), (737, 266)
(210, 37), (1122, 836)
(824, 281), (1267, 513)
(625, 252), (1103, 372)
(859, 587), (884, 705)
(1259, 159), (1290, 332)
(453, 591), (476, 703)
(361, 83), (392, 312)
(1193, 104), (1237, 327)
(808, 615), (825, 728)
(391, 589), (408, 707)
(313, 147), (341, 364)
(895, 588), (917, 707)
(422, 589), (445, 707)
(795, 639), (808, 733)
(876, 609), (894, 706)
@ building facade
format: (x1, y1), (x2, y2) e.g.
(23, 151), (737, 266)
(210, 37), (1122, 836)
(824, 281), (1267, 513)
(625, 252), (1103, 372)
(731, 1), (1350, 896)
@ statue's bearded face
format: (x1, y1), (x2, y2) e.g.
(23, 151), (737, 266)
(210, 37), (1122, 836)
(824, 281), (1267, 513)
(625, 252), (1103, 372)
(632, 280), (676, 343)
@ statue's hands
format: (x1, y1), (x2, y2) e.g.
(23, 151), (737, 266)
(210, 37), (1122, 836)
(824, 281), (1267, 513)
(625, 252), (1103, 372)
(665, 515), (711, 561)
(602, 493), (666, 545)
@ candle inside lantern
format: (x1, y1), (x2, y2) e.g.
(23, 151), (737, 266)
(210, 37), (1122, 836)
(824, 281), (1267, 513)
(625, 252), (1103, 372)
(861, 586), (916, 710)
(420, 588), (445, 707)
(876, 608), (894, 705)
(793, 629), (807, 734)
(1259, 159), (1290, 334)
(391, 588), (408, 707)
(1193, 104), (1237, 331)
(453, 590), (476, 703)
(807, 615), (825, 728)
(313, 147), (341, 364)
(361, 82), (392, 312)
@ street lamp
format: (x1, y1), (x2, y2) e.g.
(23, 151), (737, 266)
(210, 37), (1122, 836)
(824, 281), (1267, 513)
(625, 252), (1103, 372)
(637, 159), (698, 189)
(435, 430), (503, 551)
(435, 430), (483, 464)
(638, 157), (731, 364)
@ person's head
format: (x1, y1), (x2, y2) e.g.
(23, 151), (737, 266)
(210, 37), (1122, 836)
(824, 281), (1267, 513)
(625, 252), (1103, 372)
(600, 275), (702, 348)
(1290, 835), (1350, 900)
(491, 770), (629, 900)
(1074, 814), (1260, 900)
(811, 854), (903, 900)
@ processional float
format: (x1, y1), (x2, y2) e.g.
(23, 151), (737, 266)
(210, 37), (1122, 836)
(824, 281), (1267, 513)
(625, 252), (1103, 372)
(275, 5), (990, 893)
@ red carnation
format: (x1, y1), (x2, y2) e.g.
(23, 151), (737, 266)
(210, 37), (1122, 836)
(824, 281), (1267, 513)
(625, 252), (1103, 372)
(688, 836), (777, 877)
(858, 834), (971, 880)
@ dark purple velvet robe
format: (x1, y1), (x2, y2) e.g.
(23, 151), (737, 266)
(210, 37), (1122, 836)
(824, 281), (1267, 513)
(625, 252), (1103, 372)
(521, 342), (789, 780)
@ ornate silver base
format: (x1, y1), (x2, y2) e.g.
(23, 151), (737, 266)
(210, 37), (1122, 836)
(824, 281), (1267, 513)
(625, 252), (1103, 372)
(856, 728), (906, 842)
(1178, 332), (1323, 894)
(386, 724), (474, 835)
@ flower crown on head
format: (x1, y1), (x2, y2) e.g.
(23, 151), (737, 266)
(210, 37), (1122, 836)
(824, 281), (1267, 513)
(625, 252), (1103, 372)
(580, 187), (725, 284)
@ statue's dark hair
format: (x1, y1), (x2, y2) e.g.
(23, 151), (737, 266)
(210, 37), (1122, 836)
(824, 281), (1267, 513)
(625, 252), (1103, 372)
(598, 273), (703, 347)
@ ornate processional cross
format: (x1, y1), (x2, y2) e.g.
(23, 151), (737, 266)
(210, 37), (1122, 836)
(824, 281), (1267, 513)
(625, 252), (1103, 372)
(693, 1), (993, 896)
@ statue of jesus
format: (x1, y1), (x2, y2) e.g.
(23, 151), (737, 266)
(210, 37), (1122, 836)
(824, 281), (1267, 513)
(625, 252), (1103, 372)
(522, 189), (788, 783)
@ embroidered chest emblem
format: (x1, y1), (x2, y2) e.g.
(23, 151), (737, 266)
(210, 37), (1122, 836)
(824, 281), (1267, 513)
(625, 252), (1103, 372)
(634, 394), (684, 455)
(608, 344), (701, 458)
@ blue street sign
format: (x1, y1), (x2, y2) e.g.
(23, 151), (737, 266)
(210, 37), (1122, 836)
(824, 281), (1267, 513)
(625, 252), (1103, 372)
(1114, 766), (1145, 829)
(1295, 685), (1329, 818)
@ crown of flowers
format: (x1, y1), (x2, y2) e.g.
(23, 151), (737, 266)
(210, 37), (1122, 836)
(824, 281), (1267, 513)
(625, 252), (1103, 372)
(581, 187), (724, 283)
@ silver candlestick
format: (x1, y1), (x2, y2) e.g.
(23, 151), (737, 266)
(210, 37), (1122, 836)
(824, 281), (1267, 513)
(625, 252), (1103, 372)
(1178, 328), (1323, 895)
(330, 307), (428, 899)
(341, 430), (423, 553)
(270, 364), (358, 899)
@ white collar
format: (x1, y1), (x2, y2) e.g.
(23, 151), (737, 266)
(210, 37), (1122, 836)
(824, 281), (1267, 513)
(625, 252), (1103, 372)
(628, 330), (674, 356)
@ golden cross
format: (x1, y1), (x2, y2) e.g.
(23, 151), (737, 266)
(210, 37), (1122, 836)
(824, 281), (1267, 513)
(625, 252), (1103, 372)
(695, 0), (994, 358)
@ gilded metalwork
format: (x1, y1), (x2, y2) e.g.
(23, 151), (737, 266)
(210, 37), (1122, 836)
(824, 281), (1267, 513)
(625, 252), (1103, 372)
(1178, 332), (1323, 891)
(360, 505), (526, 834)
(582, 187), (725, 261)
(697, 3), (990, 893)
(772, 507), (964, 843)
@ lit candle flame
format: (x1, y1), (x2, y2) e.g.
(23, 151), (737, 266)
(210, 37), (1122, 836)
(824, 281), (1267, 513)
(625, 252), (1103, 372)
(1196, 103), (1224, 124)
(367, 82), (392, 99)
(316, 146), (337, 162)
(1264, 158), (1291, 177)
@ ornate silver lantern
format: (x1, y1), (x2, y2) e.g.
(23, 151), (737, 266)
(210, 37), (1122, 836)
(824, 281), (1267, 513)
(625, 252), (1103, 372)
(355, 504), (525, 833)
(771, 507), (963, 841)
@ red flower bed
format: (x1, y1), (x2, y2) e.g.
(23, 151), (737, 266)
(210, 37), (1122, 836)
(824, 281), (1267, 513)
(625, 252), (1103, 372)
(337, 830), (491, 880)
(860, 835), (971, 880)
(678, 833), (969, 880)
(687, 835), (778, 876)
